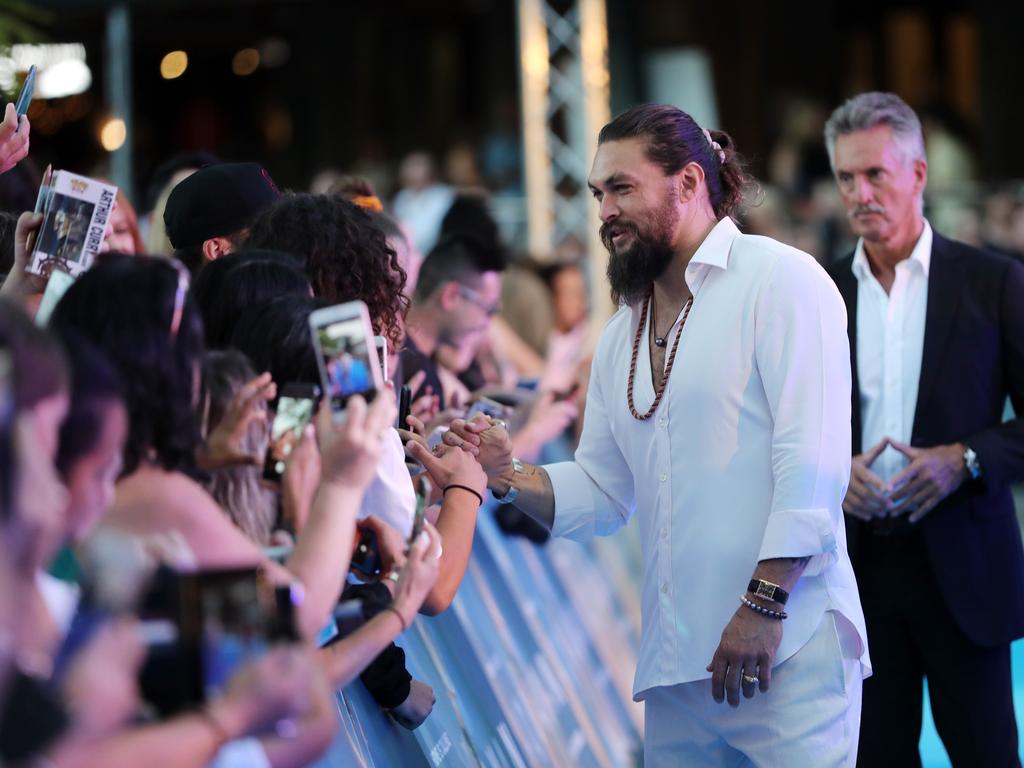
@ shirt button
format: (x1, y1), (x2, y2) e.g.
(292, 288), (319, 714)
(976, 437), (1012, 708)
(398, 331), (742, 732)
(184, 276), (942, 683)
(658, 417), (667, 428)
(660, 473), (667, 483)
(660, 528), (668, 541)
(661, 583), (669, 594)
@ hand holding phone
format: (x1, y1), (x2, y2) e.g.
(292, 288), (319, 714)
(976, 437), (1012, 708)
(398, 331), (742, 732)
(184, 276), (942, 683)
(263, 383), (320, 482)
(309, 301), (383, 417)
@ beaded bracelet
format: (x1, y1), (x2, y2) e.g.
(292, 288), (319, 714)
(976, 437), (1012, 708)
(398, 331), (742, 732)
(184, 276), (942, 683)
(740, 594), (788, 621)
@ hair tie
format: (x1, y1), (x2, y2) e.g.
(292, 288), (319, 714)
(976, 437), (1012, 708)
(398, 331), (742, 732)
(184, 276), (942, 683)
(701, 128), (726, 164)
(351, 194), (384, 213)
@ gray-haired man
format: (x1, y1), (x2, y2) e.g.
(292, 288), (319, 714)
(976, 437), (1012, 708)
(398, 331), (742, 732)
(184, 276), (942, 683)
(824, 91), (1024, 767)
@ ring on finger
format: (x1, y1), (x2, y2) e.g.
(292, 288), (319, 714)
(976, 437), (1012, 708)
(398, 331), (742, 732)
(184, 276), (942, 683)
(742, 673), (759, 687)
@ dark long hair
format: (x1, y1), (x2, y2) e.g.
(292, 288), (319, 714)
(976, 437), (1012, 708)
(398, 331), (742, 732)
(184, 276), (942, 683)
(50, 255), (205, 476)
(598, 103), (755, 219)
(228, 295), (323, 389)
(192, 249), (311, 349)
(244, 193), (408, 350)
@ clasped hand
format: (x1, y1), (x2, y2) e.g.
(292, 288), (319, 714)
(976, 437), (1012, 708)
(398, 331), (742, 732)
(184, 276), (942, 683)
(842, 438), (969, 524)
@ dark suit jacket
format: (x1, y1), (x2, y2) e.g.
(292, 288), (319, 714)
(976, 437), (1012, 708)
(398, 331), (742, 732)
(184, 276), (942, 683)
(828, 233), (1024, 648)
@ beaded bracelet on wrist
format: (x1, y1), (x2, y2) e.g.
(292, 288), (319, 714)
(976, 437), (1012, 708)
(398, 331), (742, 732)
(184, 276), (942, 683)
(739, 594), (788, 620)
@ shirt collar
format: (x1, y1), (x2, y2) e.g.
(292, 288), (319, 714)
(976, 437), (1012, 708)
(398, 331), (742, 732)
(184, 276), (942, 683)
(684, 217), (740, 290)
(852, 218), (933, 280)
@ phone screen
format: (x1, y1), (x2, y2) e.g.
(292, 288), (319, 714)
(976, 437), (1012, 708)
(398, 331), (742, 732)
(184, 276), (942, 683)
(262, 388), (317, 481)
(313, 313), (378, 412)
(179, 570), (296, 700)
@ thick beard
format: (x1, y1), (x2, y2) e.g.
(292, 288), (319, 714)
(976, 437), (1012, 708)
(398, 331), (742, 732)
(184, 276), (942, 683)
(603, 207), (678, 307)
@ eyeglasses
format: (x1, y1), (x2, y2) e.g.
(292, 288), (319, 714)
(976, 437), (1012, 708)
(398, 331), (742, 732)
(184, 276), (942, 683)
(456, 284), (501, 317)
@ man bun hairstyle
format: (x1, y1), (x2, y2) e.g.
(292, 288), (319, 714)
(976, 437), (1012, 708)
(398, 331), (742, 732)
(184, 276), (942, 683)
(598, 103), (755, 220)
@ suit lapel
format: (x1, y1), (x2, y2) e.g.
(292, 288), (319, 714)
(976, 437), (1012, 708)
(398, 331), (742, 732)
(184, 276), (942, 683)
(833, 261), (862, 454)
(912, 235), (962, 439)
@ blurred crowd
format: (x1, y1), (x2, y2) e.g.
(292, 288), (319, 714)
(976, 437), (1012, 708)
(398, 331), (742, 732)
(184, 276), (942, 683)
(0, 89), (588, 767)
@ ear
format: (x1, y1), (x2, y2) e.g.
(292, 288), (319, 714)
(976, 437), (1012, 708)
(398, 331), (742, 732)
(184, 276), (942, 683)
(677, 161), (707, 204)
(911, 157), (928, 198)
(437, 281), (461, 311)
(202, 236), (235, 264)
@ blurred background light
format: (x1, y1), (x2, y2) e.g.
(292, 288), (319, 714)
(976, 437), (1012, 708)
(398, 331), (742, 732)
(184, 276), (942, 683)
(99, 116), (126, 150)
(232, 48), (259, 76)
(159, 50), (188, 80)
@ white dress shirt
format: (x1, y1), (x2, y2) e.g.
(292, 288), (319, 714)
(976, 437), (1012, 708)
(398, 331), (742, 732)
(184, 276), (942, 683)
(853, 221), (932, 481)
(545, 217), (869, 700)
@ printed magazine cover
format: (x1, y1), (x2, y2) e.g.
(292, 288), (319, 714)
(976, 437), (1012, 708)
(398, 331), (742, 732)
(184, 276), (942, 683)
(28, 171), (117, 278)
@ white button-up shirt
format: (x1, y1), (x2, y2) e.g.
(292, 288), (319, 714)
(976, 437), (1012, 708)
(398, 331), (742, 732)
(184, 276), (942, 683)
(545, 217), (869, 700)
(853, 221), (932, 481)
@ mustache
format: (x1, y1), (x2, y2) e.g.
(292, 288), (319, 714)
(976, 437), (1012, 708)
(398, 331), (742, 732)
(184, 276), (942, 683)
(600, 220), (638, 249)
(852, 203), (886, 216)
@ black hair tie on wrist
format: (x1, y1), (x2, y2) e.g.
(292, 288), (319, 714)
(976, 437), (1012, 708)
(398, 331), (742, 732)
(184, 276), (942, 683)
(443, 483), (484, 506)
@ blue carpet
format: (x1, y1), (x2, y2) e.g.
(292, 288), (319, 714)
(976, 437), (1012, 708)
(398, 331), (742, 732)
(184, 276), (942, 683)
(918, 638), (1023, 766)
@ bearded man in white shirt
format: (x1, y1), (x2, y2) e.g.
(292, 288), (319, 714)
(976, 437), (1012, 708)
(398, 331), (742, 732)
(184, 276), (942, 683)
(443, 103), (870, 766)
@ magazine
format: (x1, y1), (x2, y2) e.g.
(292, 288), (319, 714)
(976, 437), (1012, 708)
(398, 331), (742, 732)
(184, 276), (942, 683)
(27, 170), (117, 278)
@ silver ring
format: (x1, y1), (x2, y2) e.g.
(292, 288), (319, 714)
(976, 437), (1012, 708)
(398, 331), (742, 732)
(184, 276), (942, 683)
(493, 419), (507, 432)
(742, 674), (759, 686)
(384, 570), (400, 583)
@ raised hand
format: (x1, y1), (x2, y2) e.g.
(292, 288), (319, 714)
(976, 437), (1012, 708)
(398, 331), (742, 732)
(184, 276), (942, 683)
(198, 372), (275, 470)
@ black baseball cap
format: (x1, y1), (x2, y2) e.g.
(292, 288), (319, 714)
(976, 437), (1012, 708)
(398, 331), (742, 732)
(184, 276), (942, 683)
(164, 162), (281, 249)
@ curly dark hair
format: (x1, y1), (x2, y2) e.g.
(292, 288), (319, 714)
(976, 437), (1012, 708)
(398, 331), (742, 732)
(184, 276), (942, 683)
(599, 103), (756, 220)
(244, 193), (408, 350)
(50, 254), (205, 477)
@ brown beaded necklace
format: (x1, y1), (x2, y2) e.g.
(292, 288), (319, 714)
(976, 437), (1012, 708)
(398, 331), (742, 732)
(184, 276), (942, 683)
(627, 290), (693, 421)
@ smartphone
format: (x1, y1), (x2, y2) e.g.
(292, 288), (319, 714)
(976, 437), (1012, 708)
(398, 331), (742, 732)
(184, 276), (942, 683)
(466, 396), (506, 421)
(408, 498), (426, 552)
(397, 385), (412, 432)
(373, 335), (388, 381)
(15, 65), (35, 124)
(179, 569), (299, 701)
(262, 383), (320, 482)
(308, 301), (382, 416)
(349, 527), (382, 579)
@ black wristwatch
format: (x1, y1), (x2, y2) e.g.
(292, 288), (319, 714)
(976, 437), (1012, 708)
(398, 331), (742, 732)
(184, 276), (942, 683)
(747, 578), (789, 606)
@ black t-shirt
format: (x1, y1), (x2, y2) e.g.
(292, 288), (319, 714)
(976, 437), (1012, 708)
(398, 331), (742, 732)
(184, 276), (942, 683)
(399, 337), (444, 403)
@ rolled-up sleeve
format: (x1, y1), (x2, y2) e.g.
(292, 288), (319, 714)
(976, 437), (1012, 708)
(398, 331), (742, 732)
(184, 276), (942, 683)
(754, 255), (852, 575)
(547, 343), (635, 541)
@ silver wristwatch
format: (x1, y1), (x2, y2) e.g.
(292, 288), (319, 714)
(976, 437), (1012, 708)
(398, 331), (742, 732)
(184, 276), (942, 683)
(964, 445), (982, 481)
(493, 457), (524, 505)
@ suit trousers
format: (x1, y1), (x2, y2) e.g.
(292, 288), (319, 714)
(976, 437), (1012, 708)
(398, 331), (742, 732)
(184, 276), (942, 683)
(857, 529), (1020, 767)
(644, 611), (864, 767)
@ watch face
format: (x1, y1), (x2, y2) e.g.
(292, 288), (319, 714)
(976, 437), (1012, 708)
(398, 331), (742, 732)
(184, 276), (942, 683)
(755, 582), (776, 601)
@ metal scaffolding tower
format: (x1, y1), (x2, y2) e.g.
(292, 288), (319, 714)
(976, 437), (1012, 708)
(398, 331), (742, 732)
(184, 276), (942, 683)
(517, 0), (614, 328)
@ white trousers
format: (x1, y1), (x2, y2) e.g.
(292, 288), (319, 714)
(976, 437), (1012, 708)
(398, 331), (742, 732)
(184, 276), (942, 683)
(644, 611), (864, 767)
